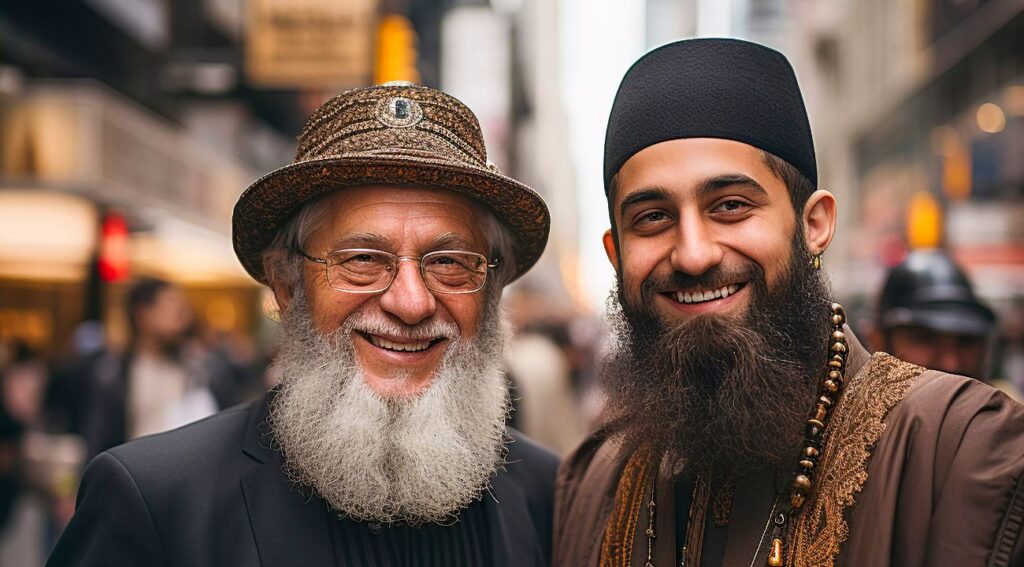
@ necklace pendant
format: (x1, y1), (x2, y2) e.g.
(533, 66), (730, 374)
(767, 538), (784, 566)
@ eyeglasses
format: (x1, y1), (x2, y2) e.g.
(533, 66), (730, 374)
(297, 248), (500, 294)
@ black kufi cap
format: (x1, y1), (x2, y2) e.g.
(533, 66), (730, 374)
(604, 38), (817, 192)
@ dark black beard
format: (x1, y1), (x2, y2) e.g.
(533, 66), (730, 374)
(602, 235), (832, 476)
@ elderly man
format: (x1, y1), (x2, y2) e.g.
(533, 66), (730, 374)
(554, 39), (1024, 567)
(49, 84), (558, 566)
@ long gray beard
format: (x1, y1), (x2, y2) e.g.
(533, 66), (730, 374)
(268, 291), (510, 525)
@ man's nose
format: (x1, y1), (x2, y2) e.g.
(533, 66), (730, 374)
(936, 346), (966, 375)
(669, 218), (725, 276)
(378, 261), (437, 325)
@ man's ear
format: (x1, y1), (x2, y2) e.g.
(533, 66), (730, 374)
(602, 229), (620, 274)
(802, 189), (837, 257)
(262, 251), (295, 313)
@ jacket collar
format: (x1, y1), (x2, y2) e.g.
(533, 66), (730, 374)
(843, 324), (872, 381)
(240, 391), (544, 566)
(240, 391), (338, 566)
(485, 450), (548, 567)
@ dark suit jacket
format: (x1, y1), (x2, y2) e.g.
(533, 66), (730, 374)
(48, 392), (559, 566)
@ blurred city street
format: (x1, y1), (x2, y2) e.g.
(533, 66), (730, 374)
(0, 0), (1022, 563)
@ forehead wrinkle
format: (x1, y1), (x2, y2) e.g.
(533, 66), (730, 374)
(429, 232), (477, 251)
(327, 232), (390, 251)
(314, 188), (489, 259)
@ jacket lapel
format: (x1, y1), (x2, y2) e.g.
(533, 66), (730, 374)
(486, 463), (546, 567)
(240, 393), (338, 567)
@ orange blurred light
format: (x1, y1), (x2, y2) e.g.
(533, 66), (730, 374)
(941, 142), (971, 201)
(906, 192), (943, 249)
(375, 14), (420, 85)
(976, 103), (1006, 134)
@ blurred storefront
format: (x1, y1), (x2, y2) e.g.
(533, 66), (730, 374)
(0, 82), (263, 354)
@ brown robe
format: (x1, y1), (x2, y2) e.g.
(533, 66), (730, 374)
(553, 329), (1024, 567)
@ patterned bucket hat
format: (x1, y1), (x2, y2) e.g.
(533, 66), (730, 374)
(232, 83), (550, 285)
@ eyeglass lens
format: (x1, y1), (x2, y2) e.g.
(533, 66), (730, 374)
(324, 249), (488, 293)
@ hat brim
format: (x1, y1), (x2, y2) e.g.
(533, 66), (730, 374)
(882, 303), (997, 338)
(232, 154), (550, 285)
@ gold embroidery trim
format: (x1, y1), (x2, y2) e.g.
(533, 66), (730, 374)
(600, 449), (654, 567)
(786, 353), (923, 567)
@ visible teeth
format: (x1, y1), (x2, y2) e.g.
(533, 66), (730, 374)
(673, 284), (741, 304)
(369, 335), (430, 352)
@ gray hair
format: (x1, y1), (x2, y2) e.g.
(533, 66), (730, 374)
(262, 192), (519, 298)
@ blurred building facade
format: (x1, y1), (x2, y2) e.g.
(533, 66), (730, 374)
(835, 0), (1023, 313)
(0, 1), (304, 355)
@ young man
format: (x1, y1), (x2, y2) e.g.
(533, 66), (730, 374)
(50, 84), (558, 566)
(554, 39), (1024, 567)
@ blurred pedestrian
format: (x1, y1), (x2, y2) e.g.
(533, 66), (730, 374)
(50, 83), (557, 566)
(506, 324), (586, 455)
(77, 278), (218, 458)
(869, 249), (1019, 399)
(0, 343), (50, 565)
(0, 342), (45, 532)
(45, 321), (106, 442)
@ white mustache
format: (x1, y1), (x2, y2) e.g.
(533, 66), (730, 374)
(342, 311), (460, 342)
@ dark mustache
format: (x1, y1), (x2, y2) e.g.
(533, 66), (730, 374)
(641, 263), (764, 294)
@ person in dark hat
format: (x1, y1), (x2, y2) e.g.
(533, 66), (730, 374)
(49, 84), (558, 566)
(553, 38), (1024, 567)
(871, 249), (1000, 378)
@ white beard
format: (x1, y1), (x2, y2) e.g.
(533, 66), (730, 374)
(267, 290), (510, 525)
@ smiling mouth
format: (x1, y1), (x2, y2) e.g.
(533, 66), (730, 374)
(359, 332), (446, 353)
(664, 283), (745, 304)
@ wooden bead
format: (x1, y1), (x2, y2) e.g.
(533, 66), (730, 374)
(806, 423), (823, 439)
(822, 380), (839, 393)
(793, 474), (812, 493)
(832, 330), (846, 342)
(819, 395), (834, 407)
(799, 459), (815, 470)
(832, 313), (844, 326)
(790, 491), (806, 510)
(768, 538), (784, 566)
(828, 359), (843, 369)
(828, 370), (842, 381)
(803, 446), (820, 459)
(831, 342), (848, 354)
(814, 405), (828, 421)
